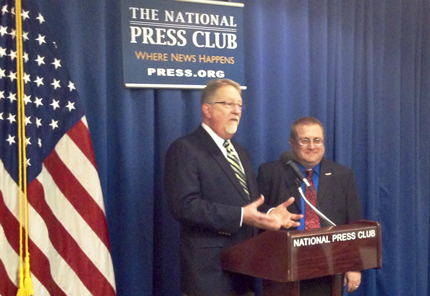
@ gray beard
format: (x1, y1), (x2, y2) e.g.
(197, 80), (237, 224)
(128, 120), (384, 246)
(225, 124), (238, 134)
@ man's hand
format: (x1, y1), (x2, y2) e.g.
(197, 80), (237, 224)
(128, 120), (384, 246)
(243, 195), (302, 230)
(269, 197), (303, 229)
(344, 271), (361, 293)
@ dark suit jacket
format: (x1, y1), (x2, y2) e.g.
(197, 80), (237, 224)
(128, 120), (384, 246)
(257, 157), (362, 228)
(164, 126), (258, 296)
(257, 156), (362, 296)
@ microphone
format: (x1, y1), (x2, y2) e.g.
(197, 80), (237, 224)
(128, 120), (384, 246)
(295, 179), (336, 227)
(280, 150), (295, 163)
(281, 151), (336, 227)
(282, 152), (312, 188)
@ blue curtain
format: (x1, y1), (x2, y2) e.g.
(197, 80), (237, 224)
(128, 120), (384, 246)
(37, 0), (430, 295)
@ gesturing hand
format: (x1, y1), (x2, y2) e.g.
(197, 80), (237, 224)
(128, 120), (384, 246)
(269, 197), (303, 229)
(243, 195), (302, 230)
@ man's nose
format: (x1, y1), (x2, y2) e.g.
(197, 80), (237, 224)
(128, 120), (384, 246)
(232, 104), (241, 113)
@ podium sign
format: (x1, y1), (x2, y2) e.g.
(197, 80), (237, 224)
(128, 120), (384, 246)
(290, 220), (381, 280)
(221, 220), (382, 295)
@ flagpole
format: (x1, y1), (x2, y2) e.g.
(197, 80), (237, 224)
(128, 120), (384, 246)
(15, 0), (33, 295)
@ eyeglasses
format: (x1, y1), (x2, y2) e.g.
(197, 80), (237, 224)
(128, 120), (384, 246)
(212, 101), (245, 109)
(296, 138), (324, 146)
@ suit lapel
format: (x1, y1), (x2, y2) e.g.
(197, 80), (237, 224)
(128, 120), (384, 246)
(281, 162), (302, 210)
(317, 158), (333, 203)
(196, 127), (251, 203)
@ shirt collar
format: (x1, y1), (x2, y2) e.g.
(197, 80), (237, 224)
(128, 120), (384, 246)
(296, 161), (321, 177)
(201, 123), (227, 149)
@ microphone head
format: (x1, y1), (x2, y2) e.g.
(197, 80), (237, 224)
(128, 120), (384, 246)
(280, 150), (295, 163)
(281, 151), (309, 185)
(286, 158), (306, 182)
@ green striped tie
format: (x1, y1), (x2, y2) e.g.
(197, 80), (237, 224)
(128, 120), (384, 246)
(223, 140), (250, 199)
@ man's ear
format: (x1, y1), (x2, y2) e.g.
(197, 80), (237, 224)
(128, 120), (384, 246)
(288, 138), (294, 148)
(202, 103), (212, 119)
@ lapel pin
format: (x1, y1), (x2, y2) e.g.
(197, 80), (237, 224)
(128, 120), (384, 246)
(325, 173), (332, 175)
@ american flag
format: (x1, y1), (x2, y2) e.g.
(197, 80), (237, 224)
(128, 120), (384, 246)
(0, 0), (116, 295)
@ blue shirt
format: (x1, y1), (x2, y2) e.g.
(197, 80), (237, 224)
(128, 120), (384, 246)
(296, 162), (321, 230)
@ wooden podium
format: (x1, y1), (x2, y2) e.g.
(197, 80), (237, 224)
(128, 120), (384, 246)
(221, 220), (382, 296)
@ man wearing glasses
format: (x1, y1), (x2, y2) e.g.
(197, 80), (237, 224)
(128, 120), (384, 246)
(257, 117), (363, 296)
(164, 79), (302, 296)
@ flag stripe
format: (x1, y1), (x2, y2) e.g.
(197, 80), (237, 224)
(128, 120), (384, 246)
(0, 220), (19, 277)
(67, 118), (97, 168)
(28, 179), (116, 296)
(57, 131), (106, 211)
(0, 191), (20, 254)
(0, 221), (19, 295)
(0, 257), (18, 296)
(26, 183), (94, 296)
(1, 158), (88, 296)
(28, 273), (50, 296)
(37, 160), (115, 287)
(0, 189), (68, 296)
(27, 239), (69, 296)
(43, 150), (111, 249)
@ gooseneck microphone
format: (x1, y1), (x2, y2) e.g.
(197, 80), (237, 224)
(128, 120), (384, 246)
(281, 151), (336, 227)
(287, 159), (312, 188)
(294, 179), (336, 227)
(281, 151), (313, 190)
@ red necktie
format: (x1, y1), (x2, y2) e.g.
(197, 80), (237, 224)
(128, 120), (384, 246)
(305, 170), (320, 229)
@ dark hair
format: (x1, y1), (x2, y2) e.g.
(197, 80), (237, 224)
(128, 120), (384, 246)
(290, 117), (325, 139)
(201, 79), (241, 104)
